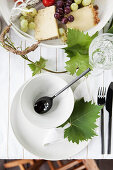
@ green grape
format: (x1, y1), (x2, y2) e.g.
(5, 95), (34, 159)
(29, 8), (37, 17)
(61, 35), (67, 42)
(21, 7), (29, 16)
(29, 22), (35, 30)
(82, 0), (91, 6)
(71, 3), (78, 11)
(74, 0), (82, 4)
(21, 26), (28, 32)
(59, 28), (66, 36)
(20, 16), (25, 21)
(20, 19), (28, 32)
(25, 16), (34, 22)
(21, 19), (28, 27)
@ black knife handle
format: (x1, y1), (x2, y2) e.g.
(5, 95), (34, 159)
(108, 114), (112, 154)
(101, 108), (104, 154)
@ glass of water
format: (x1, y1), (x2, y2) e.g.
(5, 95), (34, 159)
(89, 33), (113, 70)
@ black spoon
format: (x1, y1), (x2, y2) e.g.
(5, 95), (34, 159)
(34, 68), (91, 114)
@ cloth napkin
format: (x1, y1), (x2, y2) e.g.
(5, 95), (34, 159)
(43, 73), (96, 146)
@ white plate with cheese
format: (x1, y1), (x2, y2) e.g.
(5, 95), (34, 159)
(0, 0), (113, 48)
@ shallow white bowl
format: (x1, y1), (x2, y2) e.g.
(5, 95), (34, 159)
(20, 73), (74, 129)
(0, 0), (113, 48)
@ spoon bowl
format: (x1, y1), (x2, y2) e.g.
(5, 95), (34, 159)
(34, 96), (53, 114)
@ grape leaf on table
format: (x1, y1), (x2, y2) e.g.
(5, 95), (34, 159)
(60, 98), (102, 144)
(107, 26), (113, 34)
(65, 52), (90, 75)
(64, 29), (97, 75)
(28, 57), (47, 76)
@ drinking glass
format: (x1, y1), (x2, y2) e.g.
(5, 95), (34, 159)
(89, 33), (113, 70)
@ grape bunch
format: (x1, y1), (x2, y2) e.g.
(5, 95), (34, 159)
(54, 0), (74, 24)
(20, 8), (37, 33)
(54, 0), (93, 24)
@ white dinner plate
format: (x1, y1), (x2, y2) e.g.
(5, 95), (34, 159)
(10, 74), (90, 160)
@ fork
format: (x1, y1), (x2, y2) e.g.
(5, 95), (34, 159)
(97, 87), (106, 154)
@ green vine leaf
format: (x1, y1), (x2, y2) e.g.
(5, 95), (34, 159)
(28, 57), (48, 76)
(65, 52), (90, 76)
(60, 98), (102, 144)
(64, 29), (97, 75)
(66, 29), (97, 49)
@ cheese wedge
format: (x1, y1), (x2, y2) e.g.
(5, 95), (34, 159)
(35, 6), (59, 41)
(66, 5), (100, 31)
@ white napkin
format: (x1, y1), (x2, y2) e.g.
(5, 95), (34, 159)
(43, 75), (94, 146)
(43, 124), (70, 146)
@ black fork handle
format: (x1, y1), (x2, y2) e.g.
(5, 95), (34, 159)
(101, 108), (105, 154)
(108, 113), (112, 154)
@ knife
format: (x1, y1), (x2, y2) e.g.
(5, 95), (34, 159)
(106, 82), (113, 154)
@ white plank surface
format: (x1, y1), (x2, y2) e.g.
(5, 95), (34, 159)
(0, 14), (9, 159)
(0, 15), (113, 159)
(0, 46), (9, 158)
(8, 30), (24, 158)
(23, 41), (40, 159)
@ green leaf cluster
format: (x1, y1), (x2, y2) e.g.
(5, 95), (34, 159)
(64, 29), (97, 76)
(60, 98), (102, 144)
(28, 57), (47, 76)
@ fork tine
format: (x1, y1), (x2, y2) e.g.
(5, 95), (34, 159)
(103, 87), (104, 96)
(104, 87), (106, 96)
(103, 87), (105, 96)
(98, 87), (100, 96)
(103, 87), (106, 97)
(98, 87), (101, 97)
(98, 87), (106, 98)
(100, 87), (102, 97)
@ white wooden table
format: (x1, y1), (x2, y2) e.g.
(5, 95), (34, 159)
(0, 15), (113, 159)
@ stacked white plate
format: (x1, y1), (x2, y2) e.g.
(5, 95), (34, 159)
(10, 73), (90, 160)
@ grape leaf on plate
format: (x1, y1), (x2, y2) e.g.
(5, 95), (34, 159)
(64, 29), (97, 75)
(60, 98), (102, 144)
(66, 29), (97, 49)
(28, 57), (47, 76)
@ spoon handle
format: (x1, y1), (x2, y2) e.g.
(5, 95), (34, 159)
(52, 68), (91, 99)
